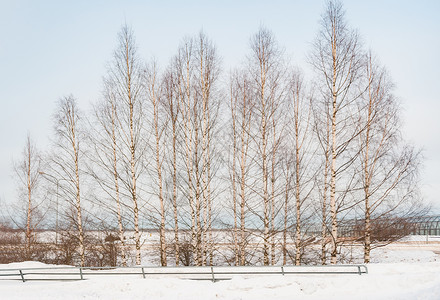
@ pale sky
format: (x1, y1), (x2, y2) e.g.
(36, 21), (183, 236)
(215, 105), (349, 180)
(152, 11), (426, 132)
(1, 0), (439, 212)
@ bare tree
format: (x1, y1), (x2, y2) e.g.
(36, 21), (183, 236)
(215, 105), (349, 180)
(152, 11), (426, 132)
(309, 0), (364, 264)
(229, 70), (254, 265)
(107, 25), (146, 265)
(248, 27), (286, 265)
(13, 134), (44, 260)
(51, 96), (85, 266)
(172, 33), (220, 266)
(288, 71), (316, 265)
(194, 32), (221, 265)
(229, 75), (239, 266)
(172, 37), (199, 265)
(162, 67), (181, 265)
(357, 53), (420, 263)
(88, 81), (128, 266)
(146, 62), (167, 266)
(315, 114), (332, 265)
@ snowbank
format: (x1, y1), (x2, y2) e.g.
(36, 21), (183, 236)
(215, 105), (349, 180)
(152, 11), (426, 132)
(0, 261), (440, 299)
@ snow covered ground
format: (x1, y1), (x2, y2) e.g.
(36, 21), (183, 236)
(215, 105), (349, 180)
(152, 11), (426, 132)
(1, 240), (439, 299)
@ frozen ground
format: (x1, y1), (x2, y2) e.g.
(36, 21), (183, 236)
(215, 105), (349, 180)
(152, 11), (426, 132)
(0, 239), (439, 299)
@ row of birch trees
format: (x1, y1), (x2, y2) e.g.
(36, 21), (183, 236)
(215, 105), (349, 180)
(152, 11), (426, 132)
(10, 1), (422, 267)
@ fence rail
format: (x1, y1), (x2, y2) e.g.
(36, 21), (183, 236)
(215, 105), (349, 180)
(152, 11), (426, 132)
(0, 264), (368, 282)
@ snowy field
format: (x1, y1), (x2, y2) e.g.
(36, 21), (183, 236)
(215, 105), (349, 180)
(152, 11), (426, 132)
(1, 239), (439, 299)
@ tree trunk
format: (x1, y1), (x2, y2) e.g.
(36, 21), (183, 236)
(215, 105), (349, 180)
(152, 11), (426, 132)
(151, 80), (167, 266)
(72, 124), (85, 267)
(111, 101), (127, 266)
(172, 120), (180, 265)
(26, 142), (32, 260)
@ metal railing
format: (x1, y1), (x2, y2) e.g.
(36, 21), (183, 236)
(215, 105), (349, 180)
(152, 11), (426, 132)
(0, 264), (368, 283)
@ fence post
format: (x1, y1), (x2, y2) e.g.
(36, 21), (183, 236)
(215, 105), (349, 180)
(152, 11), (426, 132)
(357, 266), (361, 275)
(19, 270), (25, 282)
(211, 266), (215, 282)
(79, 267), (84, 280)
(142, 267), (145, 279)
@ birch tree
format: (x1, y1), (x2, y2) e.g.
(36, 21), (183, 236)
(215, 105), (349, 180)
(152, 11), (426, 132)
(107, 25), (146, 265)
(194, 32), (221, 265)
(162, 68), (181, 265)
(358, 53), (420, 263)
(173, 37), (200, 265)
(248, 27), (286, 265)
(88, 81), (128, 266)
(313, 111), (332, 265)
(172, 33), (220, 266)
(288, 72), (315, 265)
(51, 96), (86, 266)
(309, 0), (364, 264)
(13, 134), (44, 260)
(146, 62), (167, 266)
(229, 70), (254, 265)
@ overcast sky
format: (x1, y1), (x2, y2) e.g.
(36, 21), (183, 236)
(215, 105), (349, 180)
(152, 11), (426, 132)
(1, 0), (439, 212)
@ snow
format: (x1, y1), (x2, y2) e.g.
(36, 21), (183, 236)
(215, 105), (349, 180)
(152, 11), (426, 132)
(1, 242), (440, 299)
(399, 235), (440, 242)
(1, 262), (440, 299)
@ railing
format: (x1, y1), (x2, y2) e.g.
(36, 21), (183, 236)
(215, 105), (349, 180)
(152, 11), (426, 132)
(0, 264), (368, 283)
